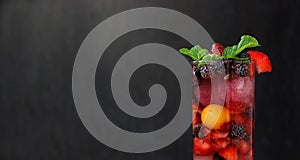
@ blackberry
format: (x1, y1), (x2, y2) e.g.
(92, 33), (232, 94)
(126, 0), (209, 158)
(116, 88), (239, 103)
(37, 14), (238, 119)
(193, 124), (209, 138)
(199, 65), (211, 79)
(238, 52), (250, 58)
(231, 123), (247, 139)
(193, 124), (201, 138)
(193, 67), (201, 79)
(199, 62), (226, 79)
(233, 63), (249, 76)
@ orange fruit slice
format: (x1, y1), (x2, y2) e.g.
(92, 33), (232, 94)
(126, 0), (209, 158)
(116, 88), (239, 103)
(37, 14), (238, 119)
(201, 104), (231, 129)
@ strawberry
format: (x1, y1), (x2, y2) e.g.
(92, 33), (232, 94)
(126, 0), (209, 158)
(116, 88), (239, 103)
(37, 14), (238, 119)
(238, 140), (251, 155)
(211, 43), (225, 56)
(194, 138), (215, 156)
(247, 51), (272, 74)
(218, 146), (238, 160)
(238, 147), (253, 160)
(211, 137), (230, 152)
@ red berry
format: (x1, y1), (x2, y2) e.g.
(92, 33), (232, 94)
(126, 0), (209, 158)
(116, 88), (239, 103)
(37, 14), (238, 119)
(238, 140), (251, 155)
(194, 138), (215, 156)
(211, 43), (225, 56)
(218, 145), (238, 160)
(211, 137), (230, 152)
(247, 51), (272, 74)
(237, 144), (253, 160)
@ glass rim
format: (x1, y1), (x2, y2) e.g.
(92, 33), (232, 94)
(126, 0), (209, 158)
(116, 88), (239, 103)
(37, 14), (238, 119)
(191, 59), (253, 65)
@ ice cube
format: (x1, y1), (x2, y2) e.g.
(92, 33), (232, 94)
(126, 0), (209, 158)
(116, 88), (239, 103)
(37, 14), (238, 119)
(226, 77), (254, 104)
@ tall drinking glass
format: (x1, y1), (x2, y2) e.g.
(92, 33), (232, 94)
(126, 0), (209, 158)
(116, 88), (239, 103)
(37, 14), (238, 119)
(192, 60), (255, 160)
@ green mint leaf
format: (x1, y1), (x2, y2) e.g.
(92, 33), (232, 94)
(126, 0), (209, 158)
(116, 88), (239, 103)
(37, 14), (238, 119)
(179, 48), (198, 60)
(197, 61), (206, 67)
(179, 45), (209, 60)
(197, 54), (222, 67)
(179, 48), (190, 55)
(202, 54), (222, 61)
(222, 35), (260, 58)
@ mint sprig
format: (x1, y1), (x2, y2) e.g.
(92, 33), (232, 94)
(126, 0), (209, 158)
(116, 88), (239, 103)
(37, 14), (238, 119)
(179, 45), (222, 67)
(222, 35), (260, 58)
(197, 54), (222, 67)
(179, 45), (209, 61)
(179, 35), (260, 67)
(202, 54), (222, 61)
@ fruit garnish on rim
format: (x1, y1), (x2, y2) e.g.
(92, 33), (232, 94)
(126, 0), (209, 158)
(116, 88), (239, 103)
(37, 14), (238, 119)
(179, 34), (272, 74)
(248, 51), (272, 74)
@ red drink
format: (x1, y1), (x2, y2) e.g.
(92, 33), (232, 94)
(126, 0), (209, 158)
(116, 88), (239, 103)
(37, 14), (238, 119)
(192, 60), (255, 160)
(179, 35), (272, 159)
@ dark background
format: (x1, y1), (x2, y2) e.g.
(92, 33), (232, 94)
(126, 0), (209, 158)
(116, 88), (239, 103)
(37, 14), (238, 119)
(1, 0), (299, 159)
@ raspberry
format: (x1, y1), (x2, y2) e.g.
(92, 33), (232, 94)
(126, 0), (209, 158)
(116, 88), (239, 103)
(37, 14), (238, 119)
(231, 123), (247, 139)
(211, 43), (225, 56)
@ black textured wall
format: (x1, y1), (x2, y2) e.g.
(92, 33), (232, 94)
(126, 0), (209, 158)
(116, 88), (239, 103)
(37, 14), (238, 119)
(1, 0), (299, 159)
